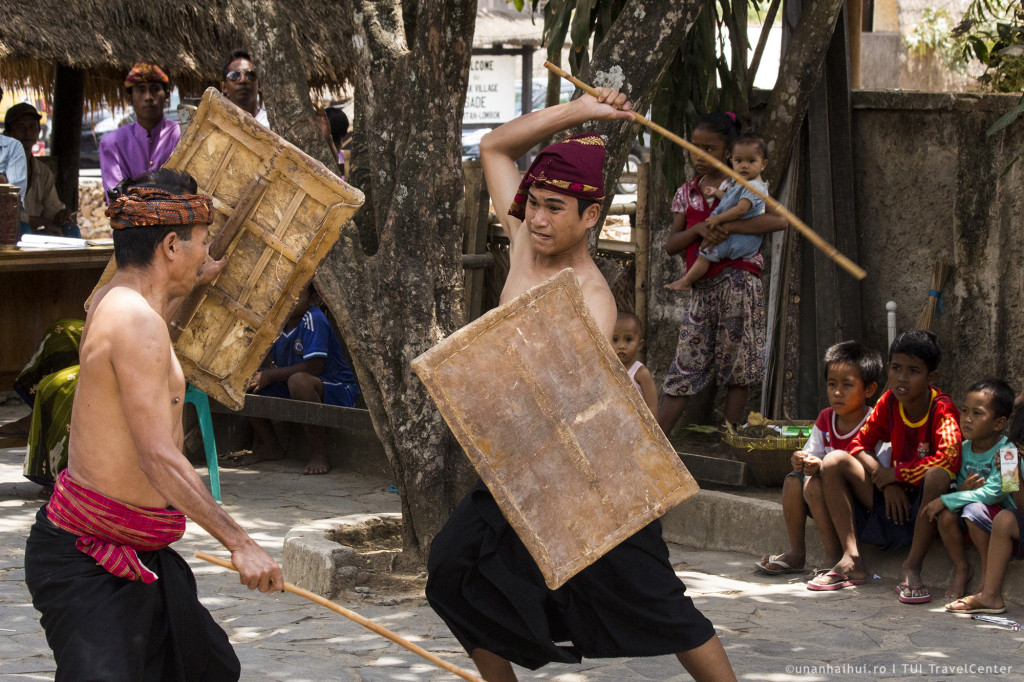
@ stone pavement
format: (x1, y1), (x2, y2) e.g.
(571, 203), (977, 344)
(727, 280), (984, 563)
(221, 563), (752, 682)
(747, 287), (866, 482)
(2, 425), (1023, 680)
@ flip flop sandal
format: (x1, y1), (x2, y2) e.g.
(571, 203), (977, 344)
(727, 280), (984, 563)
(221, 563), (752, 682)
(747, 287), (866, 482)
(218, 450), (260, 468)
(896, 582), (932, 604)
(754, 554), (804, 576)
(945, 596), (1006, 614)
(807, 571), (867, 591)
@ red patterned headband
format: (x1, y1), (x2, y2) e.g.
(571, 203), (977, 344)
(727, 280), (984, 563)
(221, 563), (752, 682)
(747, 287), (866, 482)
(106, 187), (213, 230)
(124, 62), (169, 89)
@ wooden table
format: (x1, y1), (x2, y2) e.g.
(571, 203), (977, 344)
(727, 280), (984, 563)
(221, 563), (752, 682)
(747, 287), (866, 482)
(0, 246), (112, 389)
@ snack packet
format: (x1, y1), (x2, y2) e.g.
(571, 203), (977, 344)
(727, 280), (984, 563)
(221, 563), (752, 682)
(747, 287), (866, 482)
(999, 445), (1020, 493)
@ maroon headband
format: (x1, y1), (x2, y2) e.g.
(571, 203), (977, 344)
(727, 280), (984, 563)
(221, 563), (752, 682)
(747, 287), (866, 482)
(508, 134), (606, 220)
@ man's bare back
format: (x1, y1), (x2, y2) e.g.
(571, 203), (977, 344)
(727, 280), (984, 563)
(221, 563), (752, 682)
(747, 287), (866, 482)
(70, 282), (184, 508)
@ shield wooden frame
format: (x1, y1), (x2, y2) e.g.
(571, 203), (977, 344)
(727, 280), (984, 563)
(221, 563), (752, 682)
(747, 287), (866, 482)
(413, 269), (698, 589)
(89, 89), (363, 409)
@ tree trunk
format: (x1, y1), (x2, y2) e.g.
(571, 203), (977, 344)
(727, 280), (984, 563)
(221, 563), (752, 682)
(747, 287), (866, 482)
(236, 1), (339, 167)
(317, 0), (479, 560)
(760, 0), (845, 189)
(576, 0), (704, 222)
(238, 0), (476, 561)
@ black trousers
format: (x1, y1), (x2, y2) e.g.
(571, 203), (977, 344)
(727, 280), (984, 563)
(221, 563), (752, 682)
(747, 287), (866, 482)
(25, 507), (240, 681)
(426, 481), (715, 670)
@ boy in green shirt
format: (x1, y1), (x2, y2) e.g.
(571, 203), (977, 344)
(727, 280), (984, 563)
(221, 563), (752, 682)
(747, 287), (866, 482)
(921, 379), (1017, 600)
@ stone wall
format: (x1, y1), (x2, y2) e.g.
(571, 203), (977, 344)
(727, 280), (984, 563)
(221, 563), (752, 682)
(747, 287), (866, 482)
(852, 90), (1024, 400)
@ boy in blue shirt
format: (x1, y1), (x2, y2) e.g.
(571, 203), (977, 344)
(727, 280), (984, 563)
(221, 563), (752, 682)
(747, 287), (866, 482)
(239, 286), (360, 475)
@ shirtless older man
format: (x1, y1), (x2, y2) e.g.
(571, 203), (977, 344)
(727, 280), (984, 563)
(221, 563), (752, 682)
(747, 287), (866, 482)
(425, 89), (736, 681)
(25, 169), (282, 680)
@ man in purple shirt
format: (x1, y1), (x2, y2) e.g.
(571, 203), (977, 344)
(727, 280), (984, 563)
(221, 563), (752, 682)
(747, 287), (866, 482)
(99, 62), (181, 203)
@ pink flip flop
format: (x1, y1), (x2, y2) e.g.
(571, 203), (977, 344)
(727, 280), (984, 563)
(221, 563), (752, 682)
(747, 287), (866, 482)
(806, 571), (867, 591)
(895, 582), (931, 604)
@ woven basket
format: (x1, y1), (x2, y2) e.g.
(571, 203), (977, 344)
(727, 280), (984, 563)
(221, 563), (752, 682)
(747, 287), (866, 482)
(721, 420), (814, 486)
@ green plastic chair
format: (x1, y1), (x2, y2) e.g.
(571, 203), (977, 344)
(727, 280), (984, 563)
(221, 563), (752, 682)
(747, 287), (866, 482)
(184, 384), (221, 503)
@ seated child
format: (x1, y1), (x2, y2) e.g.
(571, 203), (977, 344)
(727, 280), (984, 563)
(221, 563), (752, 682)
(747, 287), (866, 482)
(755, 341), (882, 576)
(946, 396), (1024, 615)
(665, 132), (768, 292)
(229, 285), (360, 475)
(809, 330), (962, 601)
(920, 379), (1018, 600)
(612, 312), (657, 413)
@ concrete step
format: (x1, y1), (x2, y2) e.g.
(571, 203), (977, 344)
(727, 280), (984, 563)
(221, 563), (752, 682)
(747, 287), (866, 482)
(662, 488), (1024, 606)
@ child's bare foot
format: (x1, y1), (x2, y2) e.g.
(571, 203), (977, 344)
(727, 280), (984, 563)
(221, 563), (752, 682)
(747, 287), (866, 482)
(303, 451), (332, 475)
(944, 565), (973, 600)
(898, 563), (931, 603)
(664, 279), (692, 292)
(829, 557), (868, 582)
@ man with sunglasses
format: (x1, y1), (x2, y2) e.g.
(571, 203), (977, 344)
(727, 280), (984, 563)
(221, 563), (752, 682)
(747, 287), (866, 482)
(221, 50), (269, 127)
(99, 62), (181, 203)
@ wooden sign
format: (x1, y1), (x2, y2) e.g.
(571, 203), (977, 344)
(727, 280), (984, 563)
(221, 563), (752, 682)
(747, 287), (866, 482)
(413, 269), (698, 589)
(90, 89), (363, 409)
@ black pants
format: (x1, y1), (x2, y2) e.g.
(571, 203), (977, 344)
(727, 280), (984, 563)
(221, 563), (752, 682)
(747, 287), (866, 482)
(25, 507), (240, 681)
(426, 481), (715, 670)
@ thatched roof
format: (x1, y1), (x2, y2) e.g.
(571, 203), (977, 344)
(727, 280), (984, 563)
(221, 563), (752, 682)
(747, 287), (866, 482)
(473, 9), (545, 49)
(0, 1), (357, 109)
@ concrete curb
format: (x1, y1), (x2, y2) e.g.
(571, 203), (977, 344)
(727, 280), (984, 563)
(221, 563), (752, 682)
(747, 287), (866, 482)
(662, 489), (1024, 605)
(283, 512), (401, 599)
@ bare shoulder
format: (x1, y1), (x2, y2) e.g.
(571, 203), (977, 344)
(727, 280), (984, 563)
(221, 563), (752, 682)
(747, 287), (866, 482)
(577, 269), (617, 339)
(89, 286), (170, 352)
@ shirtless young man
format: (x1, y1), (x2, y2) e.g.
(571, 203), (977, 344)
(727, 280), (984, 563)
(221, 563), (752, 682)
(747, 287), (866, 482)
(25, 169), (283, 680)
(425, 89), (736, 682)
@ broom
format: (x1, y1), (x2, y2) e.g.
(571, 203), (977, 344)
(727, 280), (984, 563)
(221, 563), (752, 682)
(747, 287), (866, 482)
(916, 261), (952, 332)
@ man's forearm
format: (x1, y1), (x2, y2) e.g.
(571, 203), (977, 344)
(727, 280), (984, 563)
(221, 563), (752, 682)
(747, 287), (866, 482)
(141, 449), (254, 551)
(480, 99), (594, 162)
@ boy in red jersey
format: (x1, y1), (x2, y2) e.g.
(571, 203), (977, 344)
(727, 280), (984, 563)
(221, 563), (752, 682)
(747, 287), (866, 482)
(810, 330), (961, 602)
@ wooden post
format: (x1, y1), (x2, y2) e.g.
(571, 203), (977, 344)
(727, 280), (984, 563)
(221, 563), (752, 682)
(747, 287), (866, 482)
(848, 0), (863, 89)
(521, 46), (533, 115)
(634, 162), (650, 362)
(462, 160), (491, 321)
(50, 65), (85, 215)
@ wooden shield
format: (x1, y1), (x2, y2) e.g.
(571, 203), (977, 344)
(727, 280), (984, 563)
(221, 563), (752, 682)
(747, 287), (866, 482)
(90, 89), (363, 409)
(412, 269), (698, 589)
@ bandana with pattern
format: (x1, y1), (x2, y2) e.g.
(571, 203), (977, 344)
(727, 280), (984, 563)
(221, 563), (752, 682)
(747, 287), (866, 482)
(106, 187), (213, 230)
(508, 134), (606, 220)
(124, 62), (169, 89)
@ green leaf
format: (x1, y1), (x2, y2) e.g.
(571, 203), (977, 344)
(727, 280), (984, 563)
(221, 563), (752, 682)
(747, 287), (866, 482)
(570, 0), (597, 51)
(987, 93), (1024, 136)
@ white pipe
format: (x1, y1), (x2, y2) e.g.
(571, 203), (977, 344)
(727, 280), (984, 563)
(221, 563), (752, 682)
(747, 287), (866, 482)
(886, 301), (897, 350)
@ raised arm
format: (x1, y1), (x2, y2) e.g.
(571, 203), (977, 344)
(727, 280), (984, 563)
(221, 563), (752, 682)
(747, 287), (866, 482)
(479, 88), (633, 246)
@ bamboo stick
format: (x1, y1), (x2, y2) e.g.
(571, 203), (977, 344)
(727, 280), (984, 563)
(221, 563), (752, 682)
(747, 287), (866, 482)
(194, 551), (484, 682)
(544, 61), (867, 281)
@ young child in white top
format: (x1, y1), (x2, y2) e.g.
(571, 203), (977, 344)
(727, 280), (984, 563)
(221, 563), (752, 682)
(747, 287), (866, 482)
(612, 312), (657, 414)
(755, 341), (884, 576)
